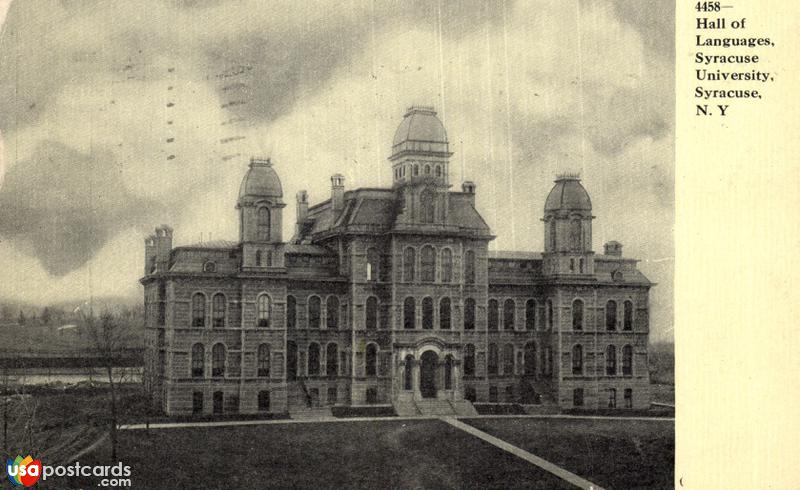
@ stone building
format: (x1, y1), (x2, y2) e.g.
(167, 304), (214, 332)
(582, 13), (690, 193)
(142, 106), (653, 416)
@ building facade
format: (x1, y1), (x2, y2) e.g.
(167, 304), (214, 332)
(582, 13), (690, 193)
(142, 107), (653, 416)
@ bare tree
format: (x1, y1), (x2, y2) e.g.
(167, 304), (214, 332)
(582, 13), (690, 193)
(79, 309), (135, 460)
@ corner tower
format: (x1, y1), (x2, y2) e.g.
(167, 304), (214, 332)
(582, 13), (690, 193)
(542, 174), (595, 276)
(237, 157), (286, 269)
(389, 106), (452, 224)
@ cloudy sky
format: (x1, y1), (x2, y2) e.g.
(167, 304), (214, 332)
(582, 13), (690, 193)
(0, 0), (674, 341)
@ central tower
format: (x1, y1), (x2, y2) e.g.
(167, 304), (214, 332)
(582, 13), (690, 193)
(389, 106), (452, 224)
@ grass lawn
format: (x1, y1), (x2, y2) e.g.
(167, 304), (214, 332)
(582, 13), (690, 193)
(61, 420), (574, 489)
(465, 417), (674, 490)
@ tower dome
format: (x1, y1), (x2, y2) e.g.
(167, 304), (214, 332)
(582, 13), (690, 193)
(238, 157), (283, 202)
(544, 174), (592, 212)
(390, 106), (449, 159)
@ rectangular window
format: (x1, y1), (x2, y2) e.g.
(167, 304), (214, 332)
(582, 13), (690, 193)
(573, 388), (584, 407)
(608, 388), (617, 408)
(192, 392), (203, 415)
(624, 388), (633, 408)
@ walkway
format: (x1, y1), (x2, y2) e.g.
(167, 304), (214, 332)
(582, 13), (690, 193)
(441, 417), (604, 490)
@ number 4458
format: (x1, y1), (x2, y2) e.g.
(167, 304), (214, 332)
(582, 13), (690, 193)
(696, 2), (721, 12)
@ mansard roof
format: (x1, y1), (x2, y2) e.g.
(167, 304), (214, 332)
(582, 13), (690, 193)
(294, 188), (491, 242)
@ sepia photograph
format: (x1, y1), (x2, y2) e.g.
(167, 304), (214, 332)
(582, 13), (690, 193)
(0, 1), (676, 488)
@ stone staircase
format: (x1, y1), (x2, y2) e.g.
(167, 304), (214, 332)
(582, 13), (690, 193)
(393, 400), (421, 417)
(289, 407), (334, 420)
(415, 399), (456, 416)
(450, 400), (479, 416)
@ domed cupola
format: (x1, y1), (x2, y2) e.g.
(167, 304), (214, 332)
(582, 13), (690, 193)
(542, 174), (595, 276)
(238, 157), (283, 204)
(237, 157), (286, 270)
(389, 106), (452, 187)
(544, 174), (592, 212)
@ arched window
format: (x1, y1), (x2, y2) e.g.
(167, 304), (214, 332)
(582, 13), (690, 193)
(413, 164), (419, 176)
(258, 391), (270, 412)
(465, 386), (477, 402)
(326, 343), (338, 376)
(257, 344), (270, 377)
(266, 251), (273, 267)
(464, 250), (476, 285)
(212, 293), (226, 328)
(524, 342), (536, 375)
(489, 386), (498, 403)
(488, 343), (499, 375)
(435, 165), (442, 177)
(440, 248), (453, 283)
(212, 343), (226, 377)
(365, 297), (378, 330)
(191, 343), (204, 377)
(257, 207), (271, 241)
(326, 296), (339, 329)
(286, 341), (298, 380)
(572, 299), (583, 330)
(424, 164), (431, 175)
(257, 294), (270, 328)
(287, 295), (296, 329)
(191, 293), (205, 327)
(404, 355), (413, 390)
(570, 218), (582, 251)
(624, 301), (634, 330)
(503, 344), (514, 375)
(421, 190), (435, 223)
(606, 345), (617, 375)
(420, 245), (436, 282)
(308, 343), (320, 376)
(606, 300), (617, 330)
(366, 343), (378, 376)
(366, 248), (379, 282)
(308, 296), (321, 329)
(464, 344), (476, 376)
(547, 300), (554, 329)
(439, 298), (451, 329)
(503, 299), (515, 330)
(444, 355), (453, 390)
(487, 299), (499, 331)
(403, 247), (416, 281)
(464, 298), (476, 330)
(622, 345), (633, 375)
(549, 220), (556, 251)
(525, 299), (536, 330)
(579, 258), (585, 273)
(403, 297), (416, 329)
(571, 344), (583, 375)
(256, 250), (263, 267)
(422, 297), (434, 330)
(257, 206), (270, 242)
(624, 388), (633, 408)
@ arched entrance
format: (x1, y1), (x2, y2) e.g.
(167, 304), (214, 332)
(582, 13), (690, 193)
(420, 351), (438, 398)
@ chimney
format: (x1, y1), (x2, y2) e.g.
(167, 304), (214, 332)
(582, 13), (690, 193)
(296, 190), (309, 234)
(604, 241), (623, 257)
(154, 225), (174, 271)
(144, 235), (156, 275)
(331, 174), (345, 213)
(462, 181), (476, 206)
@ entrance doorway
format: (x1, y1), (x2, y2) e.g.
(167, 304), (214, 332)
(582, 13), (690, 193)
(420, 351), (438, 398)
